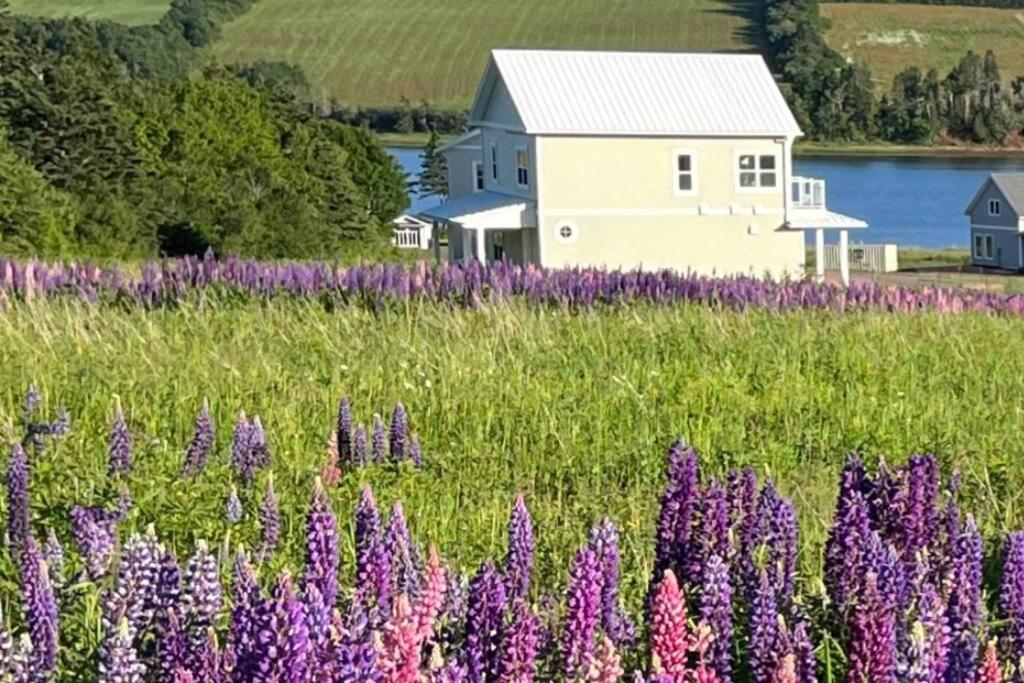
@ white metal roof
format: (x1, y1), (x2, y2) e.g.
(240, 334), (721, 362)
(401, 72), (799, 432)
(786, 210), (868, 230)
(417, 191), (536, 230)
(469, 49), (803, 138)
(437, 129), (481, 153)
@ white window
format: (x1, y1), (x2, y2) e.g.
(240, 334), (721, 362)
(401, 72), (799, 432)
(974, 233), (995, 259)
(737, 153), (778, 190)
(672, 150), (697, 196)
(986, 234), (995, 259)
(555, 220), (579, 244)
(989, 199), (1001, 216)
(490, 143), (498, 181)
(516, 147), (529, 187)
(472, 161), (484, 192)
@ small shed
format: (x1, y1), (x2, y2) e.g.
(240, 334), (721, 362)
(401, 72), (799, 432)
(392, 214), (433, 250)
(964, 174), (1024, 270)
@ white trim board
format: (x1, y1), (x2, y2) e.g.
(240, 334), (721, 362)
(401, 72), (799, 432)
(542, 206), (785, 217)
(971, 223), (1021, 232)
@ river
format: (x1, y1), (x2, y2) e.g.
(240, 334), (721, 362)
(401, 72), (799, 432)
(389, 147), (1024, 249)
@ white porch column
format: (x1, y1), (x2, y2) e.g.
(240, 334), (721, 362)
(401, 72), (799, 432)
(461, 228), (473, 265)
(839, 229), (850, 287)
(475, 227), (486, 264)
(814, 228), (825, 282)
(432, 221), (441, 262)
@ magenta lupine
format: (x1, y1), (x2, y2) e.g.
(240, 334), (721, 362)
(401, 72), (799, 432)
(355, 486), (392, 622)
(302, 479), (339, 609)
(354, 424), (369, 466)
(653, 441), (700, 589)
(258, 474), (280, 561)
(70, 505), (116, 580)
(389, 403), (408, 463)
(505, 493), (534, 602)
(413, 547), (447, 642)
(1001, 532), (1024, 668)
(21, 536), (58, 681)
(378, 594), (420, 682)
(226, 487), (242, 524)
(388, 501), (422, 599)
(108, 400), (133, 478)
(948, 516), (986, 683)
(750, 569), (780, 683)
(978, 641), (1003, 683)
(562, 546), (602, 681)
(650, 569), (689, 682)
(248, 574), (310, 683)
(498, 600), (539, 682)
(6, 442), (29, 549)
(846, 573), (896, 683)
(589, 516), (635, 647)
(336, 397), (353, 465)
(372, 415), (386, 462)
(466, 561), (507, 683)
(100, 619), (145, 683)
(180, 541), (222, 670)
(699, 554), (732, 682)
(179, 400), (214, 478)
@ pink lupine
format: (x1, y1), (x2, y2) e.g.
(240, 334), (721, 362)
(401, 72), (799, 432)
(413, 546), (446, 642)
(978, 640), (1002, 683)
(690, 622), (720, 683)
(378, 594), (420, 683)
(322, 432), (341, 487)
(773, 655), (797, 683)
(650, 569), (689, 681)
(585, 634), (623, 683)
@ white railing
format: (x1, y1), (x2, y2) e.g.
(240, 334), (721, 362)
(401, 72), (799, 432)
(393, 228), (422, 249)
(791, 176), (826, 210)
(823, 243), (899, 273)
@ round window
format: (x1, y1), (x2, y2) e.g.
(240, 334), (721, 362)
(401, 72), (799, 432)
(555, 221), (579, 244)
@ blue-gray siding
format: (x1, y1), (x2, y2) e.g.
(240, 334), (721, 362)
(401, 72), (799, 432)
(970, 226), (1021, 269)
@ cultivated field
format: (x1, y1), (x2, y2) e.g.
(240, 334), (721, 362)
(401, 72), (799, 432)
(213, 0), (758, 107)
(7, 0), (168, 25)
(822, 2), (1024, 90)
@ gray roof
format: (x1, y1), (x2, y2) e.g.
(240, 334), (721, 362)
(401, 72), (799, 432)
(965, 173), (1024, 215)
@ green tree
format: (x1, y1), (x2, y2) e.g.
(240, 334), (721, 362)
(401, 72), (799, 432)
(418, 129), (448, 198)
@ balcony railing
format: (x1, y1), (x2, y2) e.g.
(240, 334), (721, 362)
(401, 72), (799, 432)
(790, 176), (826, 210)
(393, 228), (423, 249)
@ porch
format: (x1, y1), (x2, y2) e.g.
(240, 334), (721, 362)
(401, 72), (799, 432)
(418, 191), (537, 264)
(785, 176), (869, 286)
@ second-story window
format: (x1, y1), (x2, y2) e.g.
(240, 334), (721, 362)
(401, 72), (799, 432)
(738, 154), (778, 189)
(490, 143), (498, 181)
(990, 199), (1002, 216)
(516, 147), (529, 187)
(473, 161), (484, 192)
(675, 153), (695, 194)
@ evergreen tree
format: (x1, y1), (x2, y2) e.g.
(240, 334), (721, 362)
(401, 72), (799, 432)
(417, 128), (448, 198)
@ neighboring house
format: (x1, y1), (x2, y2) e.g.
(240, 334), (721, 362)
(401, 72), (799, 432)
(392, 214), (433, 250)
(964, 174), (1024, 270)
(419, 49), (867, 282)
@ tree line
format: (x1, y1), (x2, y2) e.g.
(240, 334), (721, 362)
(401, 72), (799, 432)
(0, 1), (407, 259)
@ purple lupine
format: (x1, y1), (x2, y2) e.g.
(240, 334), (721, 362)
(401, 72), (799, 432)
(43, 528), (64, 593)
(846, 573), (896, 683)
(865, 532), (907, 615)
(763, 484), (799, 608)
(354, 486), (391, 622)
(332, 603), (382, 682)
(249, 416), (271, 470)
(6, 442), (29, 549)
(21, 536), (58, 681)
(226, 487), (242, 524)
(749, 569), (779, 683)
(652, 441), (700, 587)
(697, 481), (731, 578)
(100, 618), (144, 683)
(371, 415), (386, 462)
(729, 466), (759, 587)
(900, 455), (940, 560)
(409, 436), (423, 468)
(179, 400), (214, 478)
(229, 410), (254, 486)
(699, 554), (732, 681)
(466, 561), (506, 683)
(247, 574), (310, 682)
(505, 493), (534, 602)
(389, 403), (408, 463)
(180, 541), (222, 670)
(792, 619), (818, 683)
(561, 546), (601, 681)
(588, 517), (634, 647)
(108, 400), (133, 478)
(70, 505), (117, 580)
(102, 525), (161, 641)
(386, 501), (421, 599)
(824, 488), (872, 613)
(258, 475), (280, 561)
(336, 397), (353, 465)
(229, 549), (260, 663)
(905, 580), (949, 683)
(498, 600), (539, 682)
(302, 479), (339, 609)
(1001, 532), (1024, 668)
(947, 516), (985, 683)
(23, 383), (40, 422)
(302, 582), (331, 673)
(353, 424), (369, 466)
(156, 610), (188, 682)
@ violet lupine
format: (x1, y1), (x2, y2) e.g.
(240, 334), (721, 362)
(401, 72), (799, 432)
(229, 410), (255, 486)
(410, 436), (423, 468)
(589, 516), (635, 648)
(372, 415), (386, 462)
(823, 488), (872, 613)
(498, 600), (539, 682)
(332, 603), (382, 682)
(355, 486), (392, 622)
(179, 399), (214, 478)
(258, 474), (280, 562)
(387, 501), (422, 599)
(562, 546), (602, 681)
(102, 525), (161, 640)
(6, 442), (29, 550)
(249, 416), (270, 470)
(649, 569), (689, 682)
(70, 505), (116, 580)
(354, 424), (369, 466)
(229, 549), (260, 666)
(108, 399), (133, 478)
(846, 572), (896, 683)
(247, 574), (310, 682)
(43, 528), (64, 593)
(729, 466), (759, 587)
(948, 516), (985, 683)
(652, 441), (700, 590)
(180, 541), (222, 670)
(900, 455), (940, 561)
(302, 478), (339, 609)
(389, 403), (408, 463)
(226, 487), (242, 524)
(100, 618), (145, 683)
(466, 561), (507, 683)
(336, 397), (353, 465)
(763, 485), (799, 608)
(791, 620), (818, 683)
(1001, 532), (1024, 668)
(23, 383), (40, 423)
(697, 482), (731, 578)
(505, 493), (534, 602)
(750, 569), (780, 683)
(699, 554), (732, 682)
(904, 582), (950, 683)
(1, 632), (31, 683)
(302, 582), (332, 674)
(21, 536), (58, 681)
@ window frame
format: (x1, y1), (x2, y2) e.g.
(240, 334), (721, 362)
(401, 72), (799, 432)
(734, 150), (780, 194)
(554, 220), (580, 245)
(672, 148), (698, 197)
(490, 143), (498, 181)
(985, 234), (995, 259)
(974, 234), (985, 259)
(515, 145), (529, 188)
(472, 160), (484, 193)
(974, 233), (995, 260)
(989, 199), (1002, 217)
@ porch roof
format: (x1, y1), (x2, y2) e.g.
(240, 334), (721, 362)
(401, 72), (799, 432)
(418, 191), (536, 230)
(786, 210), (868, 230)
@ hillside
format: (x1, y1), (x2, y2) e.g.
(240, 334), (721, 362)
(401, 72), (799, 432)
(822, 2), (1024, 90)
(212, 0), (759, 107)
(8, 0), (168, 25)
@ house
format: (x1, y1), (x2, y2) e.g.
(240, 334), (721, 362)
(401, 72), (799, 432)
(964, 174), (1024, 270)
(392, 214), (433, 250)
(419, 49), (867, 282)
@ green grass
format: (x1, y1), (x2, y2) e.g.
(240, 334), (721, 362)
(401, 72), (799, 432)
(3, 298), (1024, 616)
(7, 0), (169, 25)
(822, 3), (1024, 91)
(212, 0), (758, 107)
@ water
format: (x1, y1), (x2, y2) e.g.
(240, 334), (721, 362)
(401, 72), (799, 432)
(388, 147), (1024, 248)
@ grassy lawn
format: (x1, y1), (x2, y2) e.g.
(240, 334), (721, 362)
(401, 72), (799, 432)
(7, 0), (168, 25)
(213, 0), (758, 107)
(4, 298), (1024, 607)
(822, 3), (1024, 91)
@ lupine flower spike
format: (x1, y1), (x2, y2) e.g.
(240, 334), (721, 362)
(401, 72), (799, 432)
(180, 398), (214, 477)
(108, 397), (132, 478)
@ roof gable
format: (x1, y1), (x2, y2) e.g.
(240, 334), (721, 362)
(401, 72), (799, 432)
(468, 49), (803, 138)
(965, 174), (1024, 216)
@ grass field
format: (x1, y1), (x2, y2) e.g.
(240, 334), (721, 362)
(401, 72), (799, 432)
(213, 0), (758, 107)
(7, 0), (168, 25)
(822, 3), (1024, 91)
(3, 298), (1024, 611)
